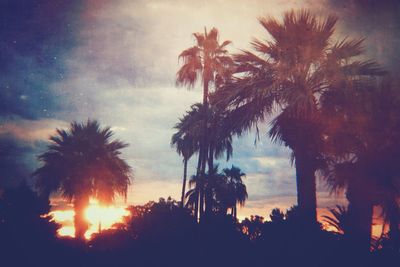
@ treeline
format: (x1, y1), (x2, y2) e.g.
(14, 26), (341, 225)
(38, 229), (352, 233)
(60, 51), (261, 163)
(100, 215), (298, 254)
(1, 190), (398, 267)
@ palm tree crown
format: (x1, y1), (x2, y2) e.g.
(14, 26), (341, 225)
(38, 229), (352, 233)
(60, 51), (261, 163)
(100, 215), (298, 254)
(177, 27), (234, 104)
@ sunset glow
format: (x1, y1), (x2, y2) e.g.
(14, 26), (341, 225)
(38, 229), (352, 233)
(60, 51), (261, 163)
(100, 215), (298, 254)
(50, 199), (130, 239)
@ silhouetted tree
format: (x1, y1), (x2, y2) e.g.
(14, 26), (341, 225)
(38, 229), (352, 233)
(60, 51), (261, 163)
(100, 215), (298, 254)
(221, 165), (247, 219)
(33, 120), (132, 239)
(241, 215), (264, 241)
(270, 208), (285, 224)
(213, 10), (383, 226)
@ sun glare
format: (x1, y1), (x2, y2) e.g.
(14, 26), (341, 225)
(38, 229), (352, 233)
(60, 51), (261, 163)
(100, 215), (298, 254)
(50, 199), (130, 239)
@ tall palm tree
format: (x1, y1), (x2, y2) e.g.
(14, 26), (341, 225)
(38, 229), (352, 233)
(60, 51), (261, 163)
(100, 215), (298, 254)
(33, 120), (132, 239)
(213, 10), (382, 225)
(177, 27), (233, 221)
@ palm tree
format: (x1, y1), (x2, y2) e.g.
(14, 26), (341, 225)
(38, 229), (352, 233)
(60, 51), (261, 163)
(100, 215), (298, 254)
(213, 10), (382, 225)
(269, 208), (285, 224)
(33, 120), (132, 239)
(177, 27), (233, 221)
(171, 132), (196, 208)
(221, 165), (247, 219)
(177, 27), (233, 105)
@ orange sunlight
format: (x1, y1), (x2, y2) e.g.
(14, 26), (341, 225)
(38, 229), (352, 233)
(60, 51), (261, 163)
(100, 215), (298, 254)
(50, 198), (130, 240)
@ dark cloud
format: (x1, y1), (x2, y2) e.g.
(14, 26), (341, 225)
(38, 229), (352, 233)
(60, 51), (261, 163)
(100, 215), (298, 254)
(0, 0), (84, 119)
(323, 0), (400, 74)
(0, 134), (46, 189)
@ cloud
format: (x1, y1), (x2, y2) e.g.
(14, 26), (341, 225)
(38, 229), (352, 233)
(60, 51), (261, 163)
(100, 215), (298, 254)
(0, 118), (68, 142)
(310, 0), (400, 73)
(0, 117), (68, 189)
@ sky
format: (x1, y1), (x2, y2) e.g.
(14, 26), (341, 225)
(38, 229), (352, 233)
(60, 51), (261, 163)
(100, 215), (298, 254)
(1, 0), (399, 220)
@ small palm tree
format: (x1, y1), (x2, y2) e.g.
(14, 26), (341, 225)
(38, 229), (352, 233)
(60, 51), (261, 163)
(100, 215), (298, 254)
(33, 120), (132, 239)
(269, 208), (285, 224)
(221, 165), (247, 219)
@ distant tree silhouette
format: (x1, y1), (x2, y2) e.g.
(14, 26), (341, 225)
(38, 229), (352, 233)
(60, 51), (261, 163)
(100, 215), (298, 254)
(221, 165), (247, 219)
(185, 165), (247, 219)
(213, 10), (383, 226)
(33, 120), (132, 239)
(270, 208), (285, 224)
(240, 215), (264, 241)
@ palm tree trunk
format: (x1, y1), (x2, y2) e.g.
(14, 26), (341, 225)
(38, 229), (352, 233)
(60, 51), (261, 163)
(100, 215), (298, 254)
(295, 154), (317, 226)
(203, 78), (209, 105)
(73, 194), (89, 240)
(199, 79), (209, 223)
(204, 145), (214, 219)
(346, 179), (373, 253)
(194, 151), (203, 221)
(208, 144), (214, 172)
(180, 158), (188, 208)
(199, 150), (207, 222)
(387, 199), (400, 250)
(204, 186), (213, 220)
